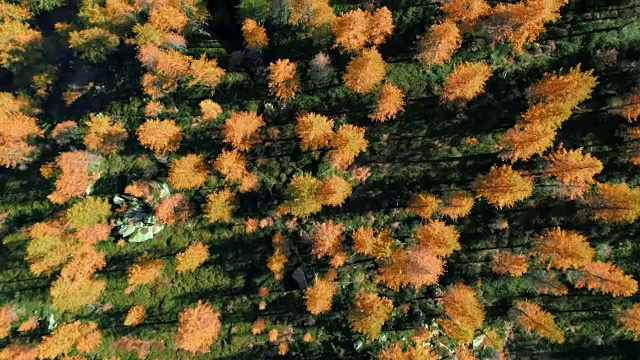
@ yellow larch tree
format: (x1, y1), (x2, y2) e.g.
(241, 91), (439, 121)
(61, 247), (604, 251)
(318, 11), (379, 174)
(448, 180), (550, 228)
(376, 248), (407, 291)
(168, 154), (210, 190)
(437, 283), (485, 344)
(520, 101), (572, 129)
(343, 48), (386, 94)
(490, 251), (529, 276)
(574, 261), (638, 297)
(37, 321), (101, 359)
(531, 227), (594, 271)
(407, 193), (441, 219)
(586, 182), (640, 223)
(349, 290), (393, 341)
(331, 8), (370, 52)
(136, 119), (182, 154)
(268, 247), (288, 280)
(352, 226), (395, 259)
(472, 165), (533, 209)
(223, 111), (265, 151)
(175, 301), (221, 355)
(204, 188), (235, 223)
(413, 220), (461, 258)
(440, 0), (490, 27)
(369, 83), (405, 122)
(378, 341), (437, 360)
(214, 149), (248, 183)
(499, 120), (558, 162)
(124, 305), (146, 326)
(440, 191), (474, 220)
(289, 0), (335, 29)
(67, 27), (120, 63)
(320, 175), (352, 206)
(241, 19), (268, 50)
(368, 7), (394, 47)
(310, 220), (344, 259)
(175, 243), (209, 273)
(621, 90), (640, 122)
(416, 20), (462, 67)
(188, 56), (225, 89)
(328, 124), (368, 169)
(295, 112), (335, 151)
(26, 220), (75, 275)
(514, 300), (565, 343)
(199, 99), (222, 121)
(618, 303), (640, 338)
(306, 276), (337, 314)
(526, 65), (597, 110)
(127, 258), (165, 287)
(281, 173), (324, 216)
(268, 59), (298, 101)
(544, 146), (603, 198)
(83, 113), (127, 154)
(148, 4), (188, 33)
(440, 62), (492, 103)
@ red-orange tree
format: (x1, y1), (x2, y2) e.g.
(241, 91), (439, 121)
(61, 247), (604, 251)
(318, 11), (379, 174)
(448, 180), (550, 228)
(223, 111), (265, 151)
(305, 277), (337, 315)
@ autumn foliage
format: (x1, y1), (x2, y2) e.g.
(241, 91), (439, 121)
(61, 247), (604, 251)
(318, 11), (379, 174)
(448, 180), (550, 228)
(306, 277), (337, 314)
(124, 305), (146, 326)
(618, 303), (640, 338)
(440, 62), (492, 103)
(352, 226), (395, 259)
(369, 83), (405, 122)
(223, 111), (265, 151)
(328, 124), (368, 169)
(472, 165), (533, 208)
(83, 114), (127, 154)
(48, 151), (102, 204)
(154, 193), (191, 225)
(320, 175), (352, 206)
(241, 19), (268, 50)
(440, 0), (490, 26)
(127, 258), (165, 287)
(281, 173), (324, 216)
(574, 261), (638, 297)
(491, 251), (529, 276)
(0, 94), (42, 168)
(515, 300), (565, 343)
(136, 119), (182, 154)
(168, 154), (209, 190)
(332, 7), (394, 52)
(37, 321), (101, 359)
(413, 220), (461, 258)
(310, 220), (344, 259)
(295, 112), (334, 151)
(585, 182), (640, 223)
(175, 243), (209, 273)
(349, 290), (393, 340)
(416, 20), (462, 67)
(204, 188), (235, 223)
(289, 0), (335, 29)
(175, 301), (221, 355)
(544, 146), (603, 198)
(621, 90), (640, 122)
(440, 191), (474, 219)
(343, 48), (386, 94)
(268, 59), (298, 101)
(531, 227), (594, 271)
(407, 193), (440, 219)
(437, 284), (485, 344)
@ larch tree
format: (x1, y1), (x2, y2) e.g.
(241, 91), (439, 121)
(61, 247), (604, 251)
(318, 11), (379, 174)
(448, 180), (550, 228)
(295, 112), (335, 151)
(544, 146), (603, 198)
(199, 99), (222, 121)
(526, 65), (597, 110)
(0, 97), (43, 168)
(124, 305), (146, 326)
(404, 245), (446, 290)
(440, 191), (474, 220)
(328, 124), (368, 169)
(491, 250), (529, 276)
(0, 306), (17, 339)
(305, 276), (337, 314)
(352, 226), (395, 259)
(268, 59), (298, 101)
(585, 182), (640, 223)
(310, 220), (344, 259)
(439, 0), (490, 27)
(531, 227), (594, 271)
(127, 258), (165, 287)
(408, 193), (441, 219)
(331, 8), (370, 52)
(437, 284), (485, 344)
(241, 18), (268, 50)
(574, 261), (638, 297)
(214, 149), (248, 183)
(68, 27), (120, 63)
(175, 243), (209, 273)
(378, 342), (437, 360)
(26, 220), (75, 275)
(289, 0), (335, 29)
(440, 62), (492, 103)
(281, 173), (324, 216)
(413, 220), (461, 258)
(136, 119), (182, 154)
(320, 175), (352, 206)
(514, 300), (565, 343)
(168, 154), (210, 190)
(472, 165), (533, 209)
(154, 193), (191, 226)
(416, 20), (462, 67)
(520, 101), (573, 129)
(175, 301), (221, 355)
(268, 247), (288, 280)
(621, 90), (640, 122)
(349, 290), (393, 341)
(188, 56), (225, 89)
(499, 120), (558, 162)
(369, 83), (405, 122)
(204, 188), (235, 223)
(83, 114), (127, 154)
(48, 151), (102, 204)
(368, 7), (394, 47)
(223, 111), (265, 151)
(342, 48), (386, 94)
(37, 321), (101, 359)
(618, 303), (640, 338)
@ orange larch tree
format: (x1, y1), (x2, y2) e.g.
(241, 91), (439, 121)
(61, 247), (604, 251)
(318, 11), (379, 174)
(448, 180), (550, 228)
(621, 90), (640, 122)
(168, 154), (210, 190)
(241, 18), (268, 50)
(136, 119), (182, 154)
(342, 48), (386, 94)
(175, 243), (209, 273)
(305, 277), (337, 315)
(491, 250), (529, 276)
(472, 165), (533, 208)
(352, 226), (395, 259)
(0, 306), (17, 339)
(531, 227), (594, 271)
(223, 111), (265, 151)
(328, 124), (368, 169)
(437, 283), (485, 344)
(349, 290), (393, 341)
(320, 175), (352, 206)
(268, 59), (298, 101)
(214, 149), (248, 183)
(408, 193), (441, 219)
(127, 258), (165, 288)
(48, 151), (102, 204)
(154, 193), (191, 226)
(404, 245), (446, 290)
(520, 101), (573, 129)
(574, 261), (638, 297)
(124, 305), (146, 326)
(331, 8), (370, 52)
(199, 99), (222, 121)
(37, 321), (101, 359)
(378, 342), (437, 360)
(526, 65), (597, 110)
(543, 146), (603, 198)
(499, 120), (558, 162)
(310, 220), (344, 259)
(83, 113), (127, 154)
(440, 0), (490, 27)
(514, 300), (565, 343)
(440, 191), (474, 220)
(175, 301), (221, 355)
(295, 112), (335, 151)
(440, 61), (492, 103)
(188, 56), (226, 89)
(376, 248), (407, 290)
(618, 303), (640, 338)
(26, 220), (75, 275)
(369, 83), (405, 122)
(416, 20), (462, 67)
(289, 0), (335, 29)
(368, 7), (394, 47)
(585, 182), (640, 223)
(204, 188), (235, 223)
(413, 220), (461, 258)
(268, 247), (288, 280)
(0, 98), (43, 168)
